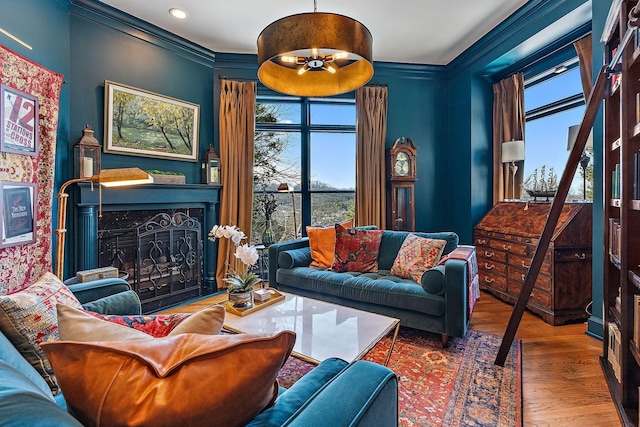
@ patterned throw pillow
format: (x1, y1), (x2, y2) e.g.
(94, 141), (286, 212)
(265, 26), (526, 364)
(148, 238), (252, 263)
(331, 224), (383, 273)
(391, 234), (447, 283)
(58, 304), (226, 341)
(0, 272), (84, 394)
(307, 219), (354, 268)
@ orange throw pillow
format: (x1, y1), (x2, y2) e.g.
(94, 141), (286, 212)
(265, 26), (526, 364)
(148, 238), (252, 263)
(307, 219), (354, 268)
(41, 332), (296, 427)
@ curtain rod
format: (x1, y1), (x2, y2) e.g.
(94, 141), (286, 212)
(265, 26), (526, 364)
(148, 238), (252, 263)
(218, 75), (388, 88)
(218, 75), (259, 82)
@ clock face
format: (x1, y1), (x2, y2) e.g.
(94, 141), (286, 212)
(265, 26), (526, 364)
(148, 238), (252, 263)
(394, 152), (410, 176)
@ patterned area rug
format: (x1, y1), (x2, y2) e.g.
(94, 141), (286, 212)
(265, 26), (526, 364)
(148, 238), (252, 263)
(277, 328), (522, 427)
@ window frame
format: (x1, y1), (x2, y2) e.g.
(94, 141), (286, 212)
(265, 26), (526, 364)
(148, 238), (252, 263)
(254, 94), (356, 238)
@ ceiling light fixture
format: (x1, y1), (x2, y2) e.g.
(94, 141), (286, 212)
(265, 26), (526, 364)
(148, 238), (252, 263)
(257, 0), (373, 97)
(169, 8), (188, 19)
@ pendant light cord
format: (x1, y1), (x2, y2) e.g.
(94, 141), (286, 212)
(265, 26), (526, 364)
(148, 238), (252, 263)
(314, 0), (317, 12)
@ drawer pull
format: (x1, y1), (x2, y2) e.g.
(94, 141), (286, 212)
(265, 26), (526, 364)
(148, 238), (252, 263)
(521, 261), (530, 268)
(484, 251), (494, 258)
(503, 244), (511, 251)
(575, 253), (586, 260)
(484, 277), (494, 283)
(521, 274), (525, 281)
(484, 263), (494, 270)
(477, 239), (487, 245)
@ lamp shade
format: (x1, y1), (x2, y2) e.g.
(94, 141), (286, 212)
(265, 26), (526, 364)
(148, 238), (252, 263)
(501, 140), (525, 163)
(567, 124), (594, 151)
(277, 182), (293, 192)
(257, 12), (373, 97)
(97, 168), (153, 187)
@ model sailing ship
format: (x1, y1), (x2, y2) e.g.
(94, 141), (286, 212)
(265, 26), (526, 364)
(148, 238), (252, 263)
(523, 166), (558, 200)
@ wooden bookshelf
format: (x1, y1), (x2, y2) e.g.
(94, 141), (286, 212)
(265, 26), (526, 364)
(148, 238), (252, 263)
(602, 1), (640, 426)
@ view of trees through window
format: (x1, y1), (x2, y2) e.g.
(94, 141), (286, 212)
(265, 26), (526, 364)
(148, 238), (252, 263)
(251, 97), (356, 245)
(523, 60), (593, 201)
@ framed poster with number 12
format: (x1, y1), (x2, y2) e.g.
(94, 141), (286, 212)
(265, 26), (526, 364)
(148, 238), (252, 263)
(0, 83), (38, 156)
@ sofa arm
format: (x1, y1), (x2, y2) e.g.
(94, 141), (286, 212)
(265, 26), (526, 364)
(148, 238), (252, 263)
(284, 360), (398, 427)
(268, 238), (310, 288)
(442, 259), (468, 338)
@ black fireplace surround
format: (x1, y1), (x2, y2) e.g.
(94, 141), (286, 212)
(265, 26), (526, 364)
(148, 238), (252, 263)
(73, 183), (220, 312)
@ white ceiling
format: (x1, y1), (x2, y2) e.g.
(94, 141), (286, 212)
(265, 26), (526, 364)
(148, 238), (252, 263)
(98, 0), (529, 65)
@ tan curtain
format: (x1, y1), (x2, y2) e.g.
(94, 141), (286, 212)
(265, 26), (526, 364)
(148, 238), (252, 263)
(355, 86), (388, 228)
(492, 73), (525, 203)
(574, 34), (593, 99)
(216, 80), (256, 287)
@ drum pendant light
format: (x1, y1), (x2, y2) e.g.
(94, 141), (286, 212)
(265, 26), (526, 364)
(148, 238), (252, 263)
(257, 1), (373, 97)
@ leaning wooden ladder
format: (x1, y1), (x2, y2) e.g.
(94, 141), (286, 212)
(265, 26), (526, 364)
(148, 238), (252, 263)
(494, 16), (636, 365)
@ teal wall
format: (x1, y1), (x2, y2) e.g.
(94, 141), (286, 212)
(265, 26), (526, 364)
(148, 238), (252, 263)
(2, 0), (608, 337)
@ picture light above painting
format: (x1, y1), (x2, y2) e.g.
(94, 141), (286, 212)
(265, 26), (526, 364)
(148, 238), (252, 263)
(103, 80), (200, 162)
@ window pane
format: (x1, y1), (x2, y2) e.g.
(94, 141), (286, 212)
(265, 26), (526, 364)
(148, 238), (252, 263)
(310, 103), (356, 126)
(253, 131), (301, 190)
(523, 106), (589, 200)
(251, 192), (300, 244)
(525, 67), (583, 112)
(256, 102), (300, 124)
(310, 132), (355, 190)
(311, 193), (355, 226)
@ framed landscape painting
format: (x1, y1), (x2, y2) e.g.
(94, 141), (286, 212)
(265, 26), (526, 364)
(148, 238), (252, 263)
(104, 81), (199, 162)
(0, 83), (39, 156)
(0, 181), (36, 248)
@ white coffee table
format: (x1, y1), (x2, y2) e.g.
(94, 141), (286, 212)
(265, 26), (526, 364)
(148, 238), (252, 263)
(222, 291), (399, 366)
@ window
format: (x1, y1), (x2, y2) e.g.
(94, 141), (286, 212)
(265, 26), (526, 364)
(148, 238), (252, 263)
(251, 97), (356, 244)
(523, 59), (591, 201)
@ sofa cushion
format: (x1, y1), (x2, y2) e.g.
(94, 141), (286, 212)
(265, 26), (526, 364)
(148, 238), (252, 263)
(421, 265), (446, 294)
(378, 231), (459, 271)
(390, 234), (447, 283)
(307, 219), (354, 268)
(57, 304), (225, 341)
(331, 224), (383, 273)
(42, 332), (296, 427)
(0, 272), (83, 394)
(276, 267), (445, 316)
(278, 247), (313, 269)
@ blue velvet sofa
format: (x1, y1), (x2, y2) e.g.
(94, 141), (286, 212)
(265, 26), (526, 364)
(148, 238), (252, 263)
(269, 230), (474, 344)
(1, 277), (398, 426)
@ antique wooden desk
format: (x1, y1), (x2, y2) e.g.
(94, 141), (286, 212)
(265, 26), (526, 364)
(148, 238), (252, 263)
(473, 201), (592, 325)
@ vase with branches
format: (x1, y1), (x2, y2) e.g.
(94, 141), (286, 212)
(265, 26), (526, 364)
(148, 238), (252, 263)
(256, 193), (278, 247)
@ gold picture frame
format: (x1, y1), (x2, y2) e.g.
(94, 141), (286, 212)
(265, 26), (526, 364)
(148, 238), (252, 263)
(104, 80), (199, 162)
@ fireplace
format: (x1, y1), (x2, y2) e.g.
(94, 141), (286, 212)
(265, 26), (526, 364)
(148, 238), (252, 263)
(74, 183), (220, 312)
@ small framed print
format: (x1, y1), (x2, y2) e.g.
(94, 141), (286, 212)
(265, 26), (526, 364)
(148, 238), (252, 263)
(1, 84), (39, 156)
(0, 181), (36, 248)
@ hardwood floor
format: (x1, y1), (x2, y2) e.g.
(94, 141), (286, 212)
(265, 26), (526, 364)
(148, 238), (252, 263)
(166, 289), (621, 426)
(470, 291), (620, 426)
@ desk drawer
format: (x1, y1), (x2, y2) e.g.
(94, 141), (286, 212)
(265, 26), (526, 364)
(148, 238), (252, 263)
(478, 248), (506, 262)
(510, 253), (552, 276)
(508, 281), (552, 308)
(488, 239), (529, 256)
(507, 266), (552, 292)
(480, 273), (507, 292)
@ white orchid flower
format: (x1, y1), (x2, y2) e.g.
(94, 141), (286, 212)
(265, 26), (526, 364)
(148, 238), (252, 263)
(235, 244), (259, 267)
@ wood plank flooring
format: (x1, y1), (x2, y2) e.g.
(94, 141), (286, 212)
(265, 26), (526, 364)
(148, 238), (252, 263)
(166, 290), (621, 426)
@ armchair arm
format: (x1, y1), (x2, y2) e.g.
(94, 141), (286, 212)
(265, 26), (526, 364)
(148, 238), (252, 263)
(284, 360), (398, 427)
(66, 278), (132, 304)
(66, 278), (142, 315)
(268, 238), (310, 288)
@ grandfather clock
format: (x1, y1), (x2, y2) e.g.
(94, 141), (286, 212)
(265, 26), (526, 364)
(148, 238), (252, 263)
(387, 137), (417, 231)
